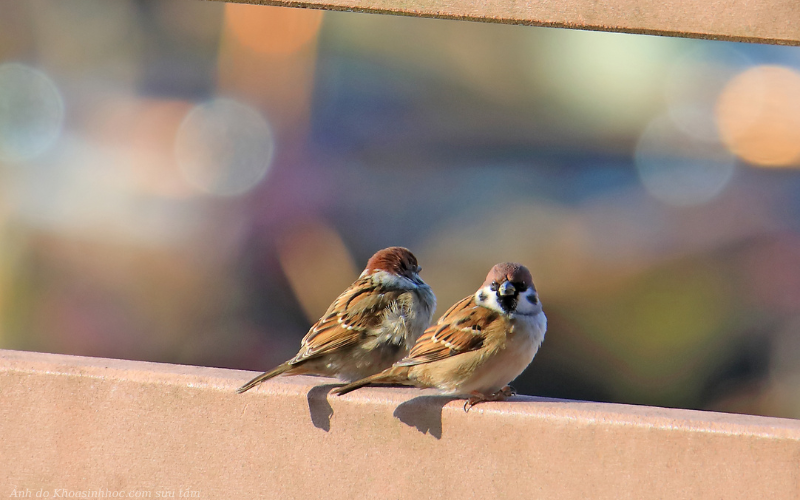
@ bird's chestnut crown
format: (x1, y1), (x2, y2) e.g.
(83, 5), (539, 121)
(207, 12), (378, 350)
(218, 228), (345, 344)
(483, 263), (534, 291)
(364, 247), (421, 279)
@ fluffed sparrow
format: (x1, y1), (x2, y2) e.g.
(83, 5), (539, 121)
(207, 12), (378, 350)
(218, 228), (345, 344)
(333, 262), (546, 411)
(238, 247), (436, 393)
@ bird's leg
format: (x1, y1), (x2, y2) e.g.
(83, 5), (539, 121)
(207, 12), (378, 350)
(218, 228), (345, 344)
(463, 386), (517, 413)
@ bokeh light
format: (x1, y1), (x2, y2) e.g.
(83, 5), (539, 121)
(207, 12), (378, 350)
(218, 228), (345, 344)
(224, 4), (323, 55)
(174, 98), (275, 197)
(665, 45), (750, 142)
(530, 30), (685, 134)
(635, 114), (736, 206)
(716, 65), (800, 168)
(276, 219), (359, 323)
(0, 63), (64, 162)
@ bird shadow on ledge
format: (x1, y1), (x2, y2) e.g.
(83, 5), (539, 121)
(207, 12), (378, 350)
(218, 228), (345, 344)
(393, 395), (459, 440)
(306, 384), (340, 432)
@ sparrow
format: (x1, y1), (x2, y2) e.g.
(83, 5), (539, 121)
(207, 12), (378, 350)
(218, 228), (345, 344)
(333, 262), (546, 411)
(237, 247), (436, 394)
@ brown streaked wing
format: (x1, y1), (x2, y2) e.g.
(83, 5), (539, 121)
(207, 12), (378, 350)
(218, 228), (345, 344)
(294, 278), (405, 361)
(437, 295), (475, 322)
(396, 295), (485, 366)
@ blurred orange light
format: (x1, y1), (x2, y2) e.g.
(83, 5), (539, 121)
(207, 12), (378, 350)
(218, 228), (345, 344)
(716, 65), (800, 168)
(276, 219), (359, 323)
(223, 4), (323, 56)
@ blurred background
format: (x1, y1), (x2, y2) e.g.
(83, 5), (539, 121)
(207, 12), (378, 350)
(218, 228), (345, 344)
(1, 0), (800, 418)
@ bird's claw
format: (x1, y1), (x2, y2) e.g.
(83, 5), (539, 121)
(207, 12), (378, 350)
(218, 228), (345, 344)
(463, 386), (517, 413)
(463, 397), (480, 413)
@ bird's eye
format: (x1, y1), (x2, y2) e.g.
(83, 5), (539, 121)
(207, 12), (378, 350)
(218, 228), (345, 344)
(516, 282), (528, 292)
(490, 282), (498, 291)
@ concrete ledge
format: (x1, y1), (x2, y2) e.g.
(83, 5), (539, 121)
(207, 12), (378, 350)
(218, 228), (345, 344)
(1, 348), (799, 499)
(212, 0), (800, 46)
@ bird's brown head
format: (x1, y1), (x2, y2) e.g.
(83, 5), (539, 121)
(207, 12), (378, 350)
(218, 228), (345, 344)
(364, 247), (421, 280)
(480, 262), (537, 314)
(482, 262), (534, 292)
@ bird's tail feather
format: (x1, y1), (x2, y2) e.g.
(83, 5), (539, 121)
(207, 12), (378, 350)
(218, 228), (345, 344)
(333, 367), (411, 396)
(237, 362), (295, 394)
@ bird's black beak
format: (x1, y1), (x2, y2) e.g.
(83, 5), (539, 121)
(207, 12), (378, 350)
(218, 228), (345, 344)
(498, 281), (516, 297)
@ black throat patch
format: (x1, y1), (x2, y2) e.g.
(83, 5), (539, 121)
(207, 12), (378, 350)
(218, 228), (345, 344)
(497, 292), (518, 314)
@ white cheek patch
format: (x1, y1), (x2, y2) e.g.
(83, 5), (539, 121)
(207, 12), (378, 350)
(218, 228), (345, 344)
(514, 289), (541, 316)
(475, 286), (542, 316)
(475, 286), (505, 314)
